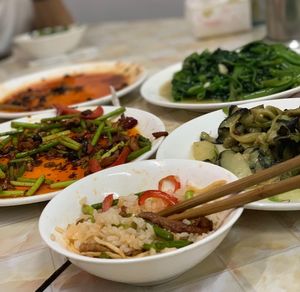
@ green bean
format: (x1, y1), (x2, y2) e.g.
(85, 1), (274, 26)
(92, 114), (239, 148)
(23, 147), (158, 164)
(42, 130), (71, 142)
(106, 129), (112, 144)
(82, 204), (94, 215)
(26, 175), (45, 196)
(0, 136), (11, 149)
(11, 121), (41, 129)
(91, 122), (105, 146)
(184, 190), (194, 200)
(40, 123), (64, 131)
(153, 225), (174, 241)
(59, 138), (81, 151)
(0, 167), (5, 179)
(17, 177), (54, 185)
(127, 145), (151, 161)
(138, 136), (151, 148)
(50, 128), (62, 134)
(16, 141), (59, 158)
(80, 119), (87, 129)
(0, 190), (25, 196)
(143, 240), (192, 251)
(49, 179), (77, 189)
(0, 130), (22, 137)
(16, 163), (26, 178)
(101, 141), (125, 159)
(41, 114), (79, 123)
(61, 136), (81, 148)
(12, 136), (18, 147)
(91, 199), (119, 210)
(94, 107), (126, 123)
(9, 165), (15, 180)
(10, 181), (35, 187)
(9, 157), (33, 164)
(103, 127), (118, 133)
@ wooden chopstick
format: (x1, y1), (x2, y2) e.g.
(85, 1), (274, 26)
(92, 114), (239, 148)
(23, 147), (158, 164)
(35, 260), (71, 292)
(168, 174), (300, 220)
(158, 155), (300, 217)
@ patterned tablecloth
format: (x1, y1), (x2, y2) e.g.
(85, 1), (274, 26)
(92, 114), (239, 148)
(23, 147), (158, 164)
(1, 18), (300, 292)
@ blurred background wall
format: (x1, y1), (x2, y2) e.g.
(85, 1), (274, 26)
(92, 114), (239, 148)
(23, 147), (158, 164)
(64, 0), (184, 23)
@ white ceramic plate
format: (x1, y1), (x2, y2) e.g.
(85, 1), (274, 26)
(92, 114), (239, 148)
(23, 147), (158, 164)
(156, 98), (300, 211)
(0, 61), (147, 119)
(0, 106), (165, 206)
(141, 63), (300, 111)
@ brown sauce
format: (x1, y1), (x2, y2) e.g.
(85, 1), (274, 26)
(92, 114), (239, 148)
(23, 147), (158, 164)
(1, 73), (128, 112)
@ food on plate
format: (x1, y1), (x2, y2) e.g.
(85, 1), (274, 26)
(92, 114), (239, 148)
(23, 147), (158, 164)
(193, 104), (300, 202)
(171, 41), (300, 102)
(31, 25), (70, 37)
(0, 63), (141, 112)
(56, 176), (227, 259)
(0, 105), (154, 198)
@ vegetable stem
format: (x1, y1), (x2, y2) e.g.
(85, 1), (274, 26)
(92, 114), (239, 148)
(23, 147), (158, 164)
(17, 177), (53, 184)
(10, 180), (35, 187)
(11, 121), (41, 129)
(16, 141), (59, 158)
(50, 179), (77, 189)
(91, 122), (105, 146)
(42, 130), (71, 142)
(94, 107), (126, 123)
(0, 190), (25, 196)
(26, 175), (45, 196)
(127, 144), (151, 161)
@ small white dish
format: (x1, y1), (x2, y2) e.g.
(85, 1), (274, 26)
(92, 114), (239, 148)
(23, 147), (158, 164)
(156, 98), (300, 211)
(0, 106), (165, 207)
(13, 25), (86, 59)
(141, 63), (300, 111)
(0, 61), (146, 119)
(39, 159), (242, 285)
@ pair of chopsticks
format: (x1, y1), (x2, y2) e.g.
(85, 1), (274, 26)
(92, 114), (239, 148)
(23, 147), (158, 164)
(159, 155), (300, 220)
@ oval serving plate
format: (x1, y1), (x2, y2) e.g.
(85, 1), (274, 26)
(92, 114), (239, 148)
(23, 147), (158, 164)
(141, 63), (300, 111)
(156, 98), (300, 211)
(0, 106), (165, 206)
(0, 61), (147, 119)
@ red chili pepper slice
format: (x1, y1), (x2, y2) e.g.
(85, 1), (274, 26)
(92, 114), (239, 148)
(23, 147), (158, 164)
(81, 106), (104, 120)
(110, 146), (131, 167)
(158, 175), (181, 193)
(53, 104), (80, 115)
(102, 194), (114, 212)
(88, 158), (101, 173)
(138, 190), (178, 206)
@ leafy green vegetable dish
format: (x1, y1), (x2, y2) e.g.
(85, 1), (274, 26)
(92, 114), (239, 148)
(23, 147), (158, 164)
(193, 104), (300, 202)
(172, 41), (300, 102)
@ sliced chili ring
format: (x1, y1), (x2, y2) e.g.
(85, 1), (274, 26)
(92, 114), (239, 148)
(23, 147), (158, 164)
(158, 175), (181, 193)
(138, 190), (178, 206)
(102, 194), (114, 212)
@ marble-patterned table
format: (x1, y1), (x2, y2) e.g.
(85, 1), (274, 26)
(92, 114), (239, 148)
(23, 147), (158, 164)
(1, 18), (300, 292)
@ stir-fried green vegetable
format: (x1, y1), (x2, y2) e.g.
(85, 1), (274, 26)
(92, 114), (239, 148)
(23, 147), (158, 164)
(193, 104), (300, 202)
(0, 106), (153, 198)
(172, 41), (300, 102)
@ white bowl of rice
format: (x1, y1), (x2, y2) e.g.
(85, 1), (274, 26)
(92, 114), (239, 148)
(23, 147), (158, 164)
(39, 159), (243, 285)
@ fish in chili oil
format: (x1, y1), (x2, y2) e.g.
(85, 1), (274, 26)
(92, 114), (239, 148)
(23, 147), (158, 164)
(1, 73), (128, 112)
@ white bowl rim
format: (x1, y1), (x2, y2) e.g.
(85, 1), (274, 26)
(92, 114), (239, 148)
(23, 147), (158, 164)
(13, 24), (86, 43)
(39, 159), (243, 265)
